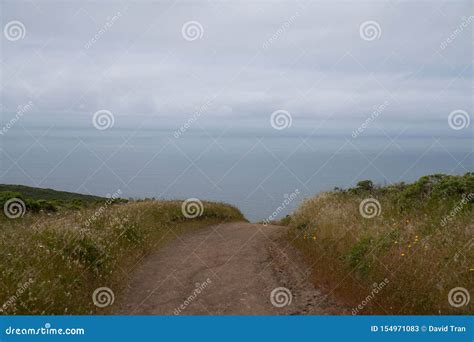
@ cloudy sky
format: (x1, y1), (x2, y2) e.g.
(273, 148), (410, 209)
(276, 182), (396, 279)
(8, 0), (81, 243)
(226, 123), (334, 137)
(1, 0), (472, 129)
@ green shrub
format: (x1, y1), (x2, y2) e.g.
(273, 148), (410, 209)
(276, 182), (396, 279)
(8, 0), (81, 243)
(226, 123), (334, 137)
(344, 236), (373, 274)
(356, 180), (374, 192)
(0, 191), (23, 207)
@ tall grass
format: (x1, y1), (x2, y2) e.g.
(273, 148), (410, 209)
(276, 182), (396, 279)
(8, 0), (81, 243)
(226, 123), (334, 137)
(287, 173), (473, 315)
(0, 200), (244, 314)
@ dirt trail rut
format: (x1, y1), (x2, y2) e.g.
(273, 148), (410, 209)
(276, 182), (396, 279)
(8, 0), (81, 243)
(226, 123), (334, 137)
(115, 222), (347, 315)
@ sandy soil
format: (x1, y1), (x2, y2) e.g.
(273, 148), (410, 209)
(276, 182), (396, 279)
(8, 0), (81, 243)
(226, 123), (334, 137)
(115, 222), (347, 315)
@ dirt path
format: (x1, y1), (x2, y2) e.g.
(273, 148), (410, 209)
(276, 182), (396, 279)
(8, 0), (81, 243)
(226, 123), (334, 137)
(115, 222), (347, 315)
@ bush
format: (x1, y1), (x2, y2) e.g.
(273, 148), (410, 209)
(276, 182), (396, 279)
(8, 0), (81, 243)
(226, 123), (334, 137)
(397, 173), (474, 210)
(0, 191), (23, 207)
(356, 180), (374, 192)
(25, 199), (41, 213)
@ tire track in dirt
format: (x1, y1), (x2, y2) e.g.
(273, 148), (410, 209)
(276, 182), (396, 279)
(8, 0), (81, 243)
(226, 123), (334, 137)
(115, 222), (347, 315)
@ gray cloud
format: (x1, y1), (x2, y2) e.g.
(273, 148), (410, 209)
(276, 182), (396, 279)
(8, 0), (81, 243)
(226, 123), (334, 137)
(1, 0), (472, 127)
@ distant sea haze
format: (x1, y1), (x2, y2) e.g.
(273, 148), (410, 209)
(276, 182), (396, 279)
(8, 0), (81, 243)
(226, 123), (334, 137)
(1, 124), (471, 221)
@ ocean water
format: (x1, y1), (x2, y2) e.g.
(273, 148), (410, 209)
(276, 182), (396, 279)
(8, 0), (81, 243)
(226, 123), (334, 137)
(0, 120), (472, 222)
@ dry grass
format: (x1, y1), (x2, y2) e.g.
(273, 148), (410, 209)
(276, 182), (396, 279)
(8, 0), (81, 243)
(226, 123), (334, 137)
(0, 200), (244, 315)
(287, 176), (473, 315)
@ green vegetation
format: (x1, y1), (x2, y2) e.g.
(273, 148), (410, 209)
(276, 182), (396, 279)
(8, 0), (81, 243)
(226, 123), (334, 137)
(0, 184), (126, 213)
(0, 187), (244, 314)
(0, 184), (105, 201)
(286, 173), (473, 315)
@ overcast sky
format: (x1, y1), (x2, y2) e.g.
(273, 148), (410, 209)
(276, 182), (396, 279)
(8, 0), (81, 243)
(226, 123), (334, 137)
(1, 0), (472, 128)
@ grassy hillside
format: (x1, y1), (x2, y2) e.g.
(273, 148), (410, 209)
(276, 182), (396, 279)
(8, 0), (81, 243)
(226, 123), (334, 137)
(0, 184), (105, 202)
(286, 173), (473, 315)
(0, 191), (244, 314)
(0, 184), (124, 213)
